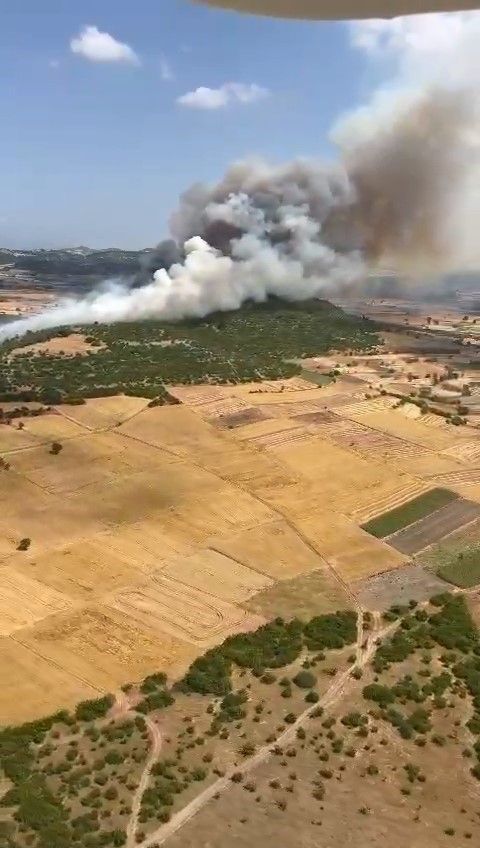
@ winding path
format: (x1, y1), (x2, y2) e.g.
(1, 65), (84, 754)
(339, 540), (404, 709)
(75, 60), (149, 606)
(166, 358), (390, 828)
(126, 716), (163, 848)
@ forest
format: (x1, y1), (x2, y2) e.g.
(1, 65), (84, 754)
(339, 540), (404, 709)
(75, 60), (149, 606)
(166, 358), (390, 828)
(0, 298), (378, 403)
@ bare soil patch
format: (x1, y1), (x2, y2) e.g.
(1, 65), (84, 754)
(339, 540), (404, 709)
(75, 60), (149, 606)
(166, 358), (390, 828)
(353, 563), (448, 610)
(10, 332), (104, 357)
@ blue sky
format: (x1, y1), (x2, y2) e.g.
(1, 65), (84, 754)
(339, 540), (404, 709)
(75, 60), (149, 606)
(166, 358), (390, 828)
(0, 1), (372, 249)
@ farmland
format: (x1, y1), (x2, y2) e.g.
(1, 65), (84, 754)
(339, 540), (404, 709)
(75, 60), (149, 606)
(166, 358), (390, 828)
(2, 293), (480, 845)
(2, 299), (480, 725)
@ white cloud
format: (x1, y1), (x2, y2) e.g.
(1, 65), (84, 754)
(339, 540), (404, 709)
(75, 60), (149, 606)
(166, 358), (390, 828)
(70, 25), (139, 65)
(160, 55), (174, 81)
(178, 82), (269, 110)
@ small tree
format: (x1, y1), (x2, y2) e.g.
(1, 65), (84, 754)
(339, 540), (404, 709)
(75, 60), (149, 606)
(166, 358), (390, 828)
(50, 442), (63, 455)
(17, 538), (31, 551)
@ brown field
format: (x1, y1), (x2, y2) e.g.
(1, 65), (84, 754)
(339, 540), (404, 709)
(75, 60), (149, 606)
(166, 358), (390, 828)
(9, 332), (103, 357)
(0, 567), (73, 635)
(215, 406), (270, 429)
(212, 519), (325, 580)
(161, 549), (273, 603)
(345, 409), (469, 451)
(354, 562), (449, 609)
(0, 637), (100, 724)
(56, 394), (148, 429)
(386, 498), (480, 555)
(426, 467), (480, 487)
(14, 603), (199, 695)
(294, 512), (408, 581)
(348, 478), (433, 524)
(243, 566), (352, 618)
(442, 440), (480, 463)
(107, 573), (256, 645)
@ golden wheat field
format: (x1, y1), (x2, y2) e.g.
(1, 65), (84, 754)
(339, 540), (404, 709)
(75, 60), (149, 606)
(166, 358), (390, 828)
(1, 375), (479, 724)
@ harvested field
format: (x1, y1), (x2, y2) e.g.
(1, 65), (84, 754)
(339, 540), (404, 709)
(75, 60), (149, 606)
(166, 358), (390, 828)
(258, 398), (342, 418)
(349, 478), (433, 525)
(318, 390), (369, 409)
(354, 562), (448, 610)
(271, 437), (415, 514)
(294, 512), (408, 581)
(0, 568), (72, 635)
(56, 394), (148, 430)
(335, 396), (398, 416)
(167, 385), (227, 406)
(215, 406), (270, 429)
(14, 603), (198, 692)
(243, 567), (352, 619)
(118, 405), (229, 456)
(427, 467), (480, 487)
(417, 412), (451, 429)
(0, 637), (100, 725)
(362, 487), (458, 538)
(212, 519), (325, 579)
(246, 387), (332, 406)
(194, 396), (255, 421)
(12, 532), (170, 601)
(293, 410), (338, 425)
(230, 418), (299, 442)
(299, 414), (424, 459)
(387, 498), (480, 555)
(161, 549), (273, 602)
(245, 423), (313, 449)
(442, 441), (480, 463)
(108, 574), (251, 644)
(347, 409), (465, 450)
(392, 453), (465, 477)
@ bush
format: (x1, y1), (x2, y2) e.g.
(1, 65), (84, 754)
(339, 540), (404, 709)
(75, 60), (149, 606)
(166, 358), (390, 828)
(305, 690), (320, 704)
(75, 695), (114, 722)
(284, 713), (297, 725)
(293, 671), (317, 689)
(17, 538), (31, 552)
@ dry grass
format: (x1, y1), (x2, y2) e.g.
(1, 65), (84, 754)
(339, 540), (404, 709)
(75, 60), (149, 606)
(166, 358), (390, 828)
(295, 512), (408, 581)
(0, 637), (100, 725)
(348, 409), (467, 451)
(0, 567), (73, 635)
(9, 332), (103, 358)
(14, 603), (199, 694)
(161, 549), (273, 603)
(107, 573), (255, 645)
(213, 519), (325, 579)
(57, 394), (148, 429)
(243, 566), (352, 618)
(348, 479), (433, 524)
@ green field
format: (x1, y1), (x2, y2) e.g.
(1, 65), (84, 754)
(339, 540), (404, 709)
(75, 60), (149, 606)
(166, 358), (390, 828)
(436, 550), (480, 588)
(416, 520), (480, 589)
(0, 299), (378, 404)
(362, 488), (459, 539)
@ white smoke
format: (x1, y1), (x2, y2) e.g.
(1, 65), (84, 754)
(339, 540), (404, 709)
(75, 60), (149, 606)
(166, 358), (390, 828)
(2, 10), (480, 343)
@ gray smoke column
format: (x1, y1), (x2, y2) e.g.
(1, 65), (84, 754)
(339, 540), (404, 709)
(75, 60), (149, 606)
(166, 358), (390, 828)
(2, 10), (480, 342)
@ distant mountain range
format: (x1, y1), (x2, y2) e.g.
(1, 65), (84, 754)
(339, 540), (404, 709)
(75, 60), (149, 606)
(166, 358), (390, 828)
(0, 246), (148, 290)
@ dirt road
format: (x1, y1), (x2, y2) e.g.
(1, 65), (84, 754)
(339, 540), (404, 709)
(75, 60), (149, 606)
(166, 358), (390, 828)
(126, 716), (163, 848)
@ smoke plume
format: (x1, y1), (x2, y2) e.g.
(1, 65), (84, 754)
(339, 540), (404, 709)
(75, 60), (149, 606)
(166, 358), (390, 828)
(2, 10), (480, 342)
